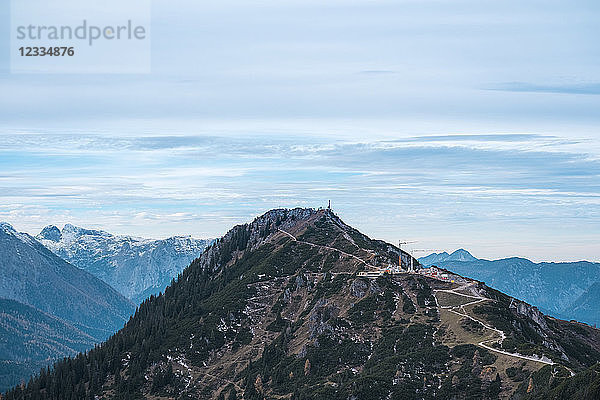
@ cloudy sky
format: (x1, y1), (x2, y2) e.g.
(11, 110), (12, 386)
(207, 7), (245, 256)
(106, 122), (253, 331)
(0, 0), (599, 262)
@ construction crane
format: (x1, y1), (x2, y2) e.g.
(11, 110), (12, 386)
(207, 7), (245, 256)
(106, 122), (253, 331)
(398, 240), (417, 271)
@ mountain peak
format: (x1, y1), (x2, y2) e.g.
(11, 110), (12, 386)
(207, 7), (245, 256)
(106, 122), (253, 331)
(418, 248), (477, 266)
(199, 206), (409, 280)
(36, 222), (212, 303)
(62, 223), (82, 234)
(447, 248), (476, 261)
(38, 225), (61, 242)
(0, 222), (38, 246)
(60, 223), (112, 240)
(0, 221), (15, 233)
(417, 251), (450, 266)
(0, 222), (135, 341)
(255, 207), (321, 225)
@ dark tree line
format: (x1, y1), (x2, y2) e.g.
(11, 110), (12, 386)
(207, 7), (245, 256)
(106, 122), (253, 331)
(4, 222), (261, 400)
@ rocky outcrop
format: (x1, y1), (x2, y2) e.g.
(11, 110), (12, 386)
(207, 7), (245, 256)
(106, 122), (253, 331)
(37, 224), (212, 303)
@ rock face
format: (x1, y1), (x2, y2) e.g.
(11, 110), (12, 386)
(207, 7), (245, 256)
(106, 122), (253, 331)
(7, 209), (600, 400)
(37, 224), (212, 303)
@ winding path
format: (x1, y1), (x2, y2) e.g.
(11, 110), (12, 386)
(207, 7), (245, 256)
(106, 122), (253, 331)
(278, 228), (378, 269)
(434, 285), (555, 366)
(281, 227), (557, 368)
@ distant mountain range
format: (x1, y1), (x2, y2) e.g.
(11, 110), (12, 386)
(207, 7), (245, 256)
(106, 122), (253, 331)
(0, 223), (135, 339)
(37, 224), (212, 304)
(418, 249), (477, 265)
(419, 250), (600, 327)
(0, 222), (135, 391)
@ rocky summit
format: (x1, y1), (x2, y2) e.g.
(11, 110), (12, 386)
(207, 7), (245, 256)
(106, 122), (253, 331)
(6, 208), (600, 400)
(37, 224), (212, 304)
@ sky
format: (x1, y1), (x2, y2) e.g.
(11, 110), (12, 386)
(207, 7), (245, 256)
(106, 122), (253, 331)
(0, 0), (599, 262)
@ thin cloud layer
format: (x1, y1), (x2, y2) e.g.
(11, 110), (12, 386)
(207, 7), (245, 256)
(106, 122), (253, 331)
(0, 132), (598, 262)
(0, 1), (598, 262)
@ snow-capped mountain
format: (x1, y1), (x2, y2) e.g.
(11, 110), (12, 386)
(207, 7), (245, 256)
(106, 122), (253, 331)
(0, 222), (136, 391)
(0, 222), (134, 340)
(37, 224), (213, 304)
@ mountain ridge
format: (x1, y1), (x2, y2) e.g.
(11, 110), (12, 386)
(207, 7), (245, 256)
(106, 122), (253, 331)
(36, 223), (212, 303)
(419, 252), (600, 327)
(0, 222), (135, 339)
(0, 222), (136, 392)
(418, 249), (477, 266)
(5, 208), (600, 399)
